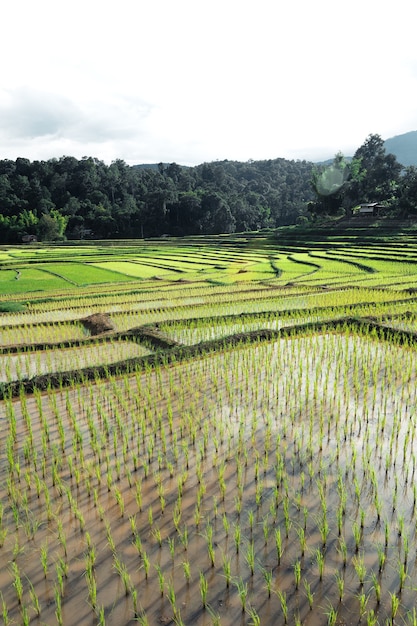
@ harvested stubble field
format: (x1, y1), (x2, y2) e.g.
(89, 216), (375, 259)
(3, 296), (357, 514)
(2, 232), (417, 625)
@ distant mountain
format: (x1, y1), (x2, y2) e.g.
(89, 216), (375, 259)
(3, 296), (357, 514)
(384, 131), (417, 166)
(317, 131), (417, 167)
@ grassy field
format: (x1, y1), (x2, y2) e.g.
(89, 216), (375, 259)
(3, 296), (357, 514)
(1, 230), (417, 625)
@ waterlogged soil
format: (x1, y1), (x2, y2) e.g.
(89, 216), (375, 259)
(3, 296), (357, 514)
(0, 341), (152, 383)
(1, 333), (417, 624)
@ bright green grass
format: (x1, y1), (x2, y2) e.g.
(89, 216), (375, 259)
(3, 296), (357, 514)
(36, 263), (135, 285)
(1, 237), (417, 297)
(0, 268), (72, 294)
(91, 261), (177, 279)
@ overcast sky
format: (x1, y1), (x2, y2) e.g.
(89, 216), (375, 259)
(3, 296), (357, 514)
(1, 0), (417, 166)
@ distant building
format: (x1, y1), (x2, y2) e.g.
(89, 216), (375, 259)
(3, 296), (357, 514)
(357, 203), (385, 216)
(21, 234), (37, 243)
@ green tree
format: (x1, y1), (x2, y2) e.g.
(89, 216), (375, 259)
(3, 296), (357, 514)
(349, 134), (401, 205)
(37, 209), (68, 241)
(397, 166), (417, 216)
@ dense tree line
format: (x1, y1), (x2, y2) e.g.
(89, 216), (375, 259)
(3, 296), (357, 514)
(0, 156), (314, 242)
(1, 134), (416, 243)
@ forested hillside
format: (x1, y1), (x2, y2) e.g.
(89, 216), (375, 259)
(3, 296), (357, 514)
(1, 133), (417, 243)
(0, 156), (314, 242)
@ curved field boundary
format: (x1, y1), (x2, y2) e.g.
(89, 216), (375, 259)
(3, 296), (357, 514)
(287, 254), (321, 271)
(308, 251), (376, 273)
(2, 317), (416, 399)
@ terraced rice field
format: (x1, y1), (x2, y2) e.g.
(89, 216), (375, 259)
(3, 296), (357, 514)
(2, 232), (417, 625)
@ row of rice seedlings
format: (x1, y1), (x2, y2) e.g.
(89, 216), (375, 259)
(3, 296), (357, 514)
(0, 339), (152, 383)
(156, 297), (417, 346)
(25, 281), (271, 314)
(111, 286), (414, 333)
(1, 283), (310, 328)
(2, 327), (417, 622)
(0, 306), (101, 327)
(0, 320), (88, 347)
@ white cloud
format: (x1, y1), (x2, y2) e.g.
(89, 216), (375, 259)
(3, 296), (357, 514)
(1, 0), (417, 164)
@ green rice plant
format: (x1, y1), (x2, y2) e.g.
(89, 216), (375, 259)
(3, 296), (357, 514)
(245, 540), (256, 576)
(179, 525), (188, 550)
(113, 555), (131, 596)
(182, 560), (191, 583)
(352, 522), (362, 552)
(325, 604), (338, 626)
(97, 605), (106, 625)
(222, 553), (232, 588)
(27, 578), (40, 617)
(0, 592), (10, 626)
(356, 592), (369, 618)
(398, 560), (408, 593)
(105, 520), (116, 554)
(262, 515), (270, 544)
(56, 519), (67, 557)
(135, 480), (143, 511)
(205, 526), (216, 568)
(370, 571), (381, 605)
(234, 577), (248, 613)
(352, 553), (367, 586)
(152, 527), (162, 548)
(405, 608), (417, 626)
(335, 571), (344, 602)
(133, 533), (143, 558)
(318, 514), (330, 548)
(40, 541), (49, 578)
(142, 550), (150, 579)
(247, 509), (255, 534)
(54, 584), (63, 626)
(283, 497), (292, 538)
(247, 606), (261, 626)
(113, 486), (125, 517)
(129, 515), (138, 537)
(131, 588), (138, 618)
(377, 544), (386, 573)
(10, 562), (23, 605)
(57, 556), (69, 581)
(194, 504), (203, 529)
(390, 591), (400, 621)
(401, 530), (410, 568)
(168, 536), (176, 561)
(20, 604), (30, 626)
(86, 568), (97, 609)
(274, 527), (283, 565)
(154, 565), (165, 596)
(234, 523), (242, 554)
(199, 571), (208, 609)
(315, 548), (325, 581)
(166, 579), (179, 620)
(276, 590), (288, 624)
(261, 567), (273, 597)
(222, 512), (230, 537)
(135, 608), (149, 626)
(366, 609), (378, 626)
(297, 526), (307, 556)
(294, 559), (301, 590)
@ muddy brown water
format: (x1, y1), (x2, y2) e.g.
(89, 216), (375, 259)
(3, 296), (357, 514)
(1, 334), (417, 624)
